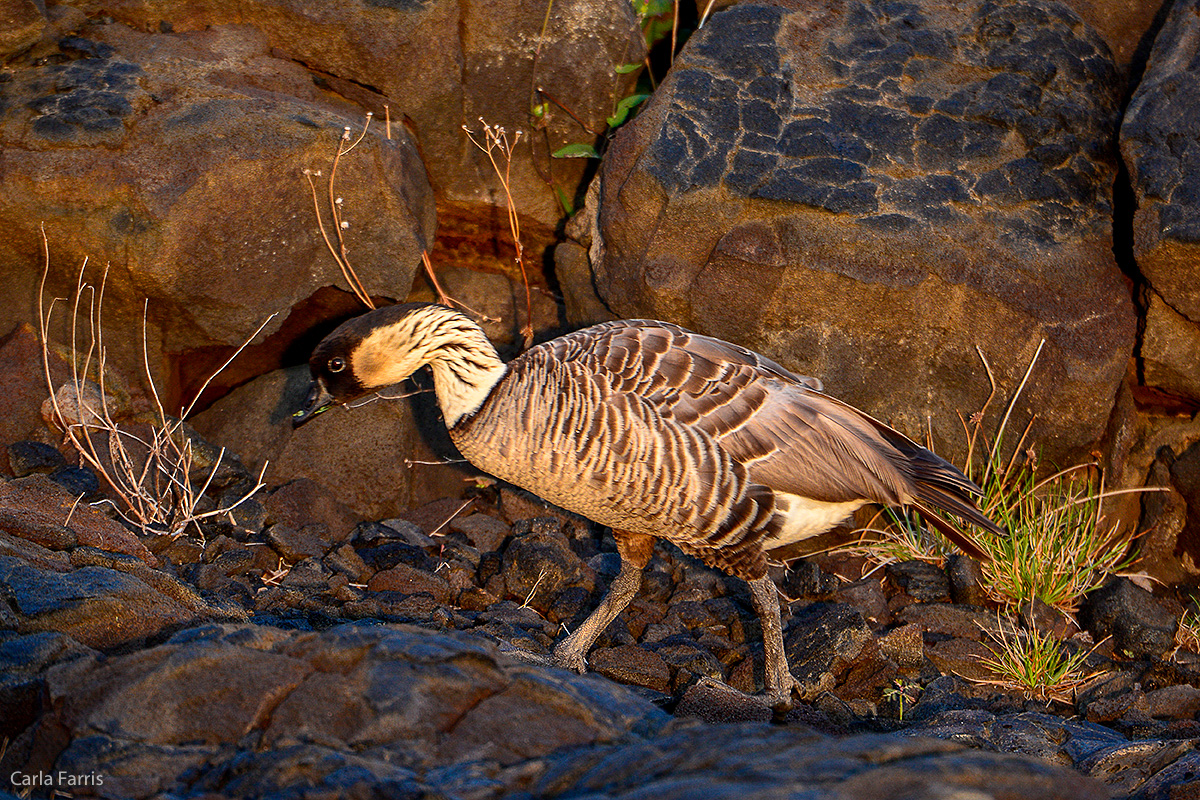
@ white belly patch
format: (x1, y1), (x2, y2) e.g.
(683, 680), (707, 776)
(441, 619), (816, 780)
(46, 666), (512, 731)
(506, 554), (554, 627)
(763, 492), (869, 546)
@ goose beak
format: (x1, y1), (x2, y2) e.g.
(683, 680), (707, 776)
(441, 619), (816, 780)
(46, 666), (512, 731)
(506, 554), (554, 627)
(292, 378), (334, 428)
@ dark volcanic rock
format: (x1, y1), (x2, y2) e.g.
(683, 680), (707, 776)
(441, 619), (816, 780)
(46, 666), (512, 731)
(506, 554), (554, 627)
(781, 560), (840, 600)
(1121, 0), (1200, 403)
(589, 644), (672, 695)
(906, 675), (989, 722)
(526, 723), (1107, 800)
(908, 710), (1126, 770)
(263, 524), (331, 563)
(1140, 289), (1200, 404)
(1141, 684), (1200, 720)
(263, 479), (359, 548)
(0, 22), (435, 396)
(0, 324), (75, 475)
(0, 0), (46, 61)
(67, 0), (645, 232)
(784, 602), (874, 700)
(0, 473), (155, 564)
(924, 636), (998, 682)
(1077, 738), (1200, 797)
(358, 539), (436, 575)
(1079, 578), (1177, 660)
(1018, 596), (1080, 641)
(367, 563), (454, 604)
(1129, 446), (1194, 586)
(11, 619), (1127, 799)
(898, 602), (1016, 642)
(878, 622), (924, 671)
(651, 638), (727, 693)
(583, 0), (1133, 466)
(47, 624), (312, 746)
(7, 441), (67, 477)
(0, 630), (97, 742)
(835, 577), (892, 625)
(947, 554), (989, 606)
(887, 560), (951, 602)
(450, 512), (512, 554)
(48, 466), (102, 502)
(673, 676), (775, 723)
(1169, 440), (1200, 583)
(25, 622), (669, 794)
(193, 368), (467, 521)
(0, 556), (233, 649)
(501, 520), (594, 613)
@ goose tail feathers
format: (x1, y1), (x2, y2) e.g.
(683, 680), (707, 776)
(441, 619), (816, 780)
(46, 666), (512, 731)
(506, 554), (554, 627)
(909, 478), (1006, 562)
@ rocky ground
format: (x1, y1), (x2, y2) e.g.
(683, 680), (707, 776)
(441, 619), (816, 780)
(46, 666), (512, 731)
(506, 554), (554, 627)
(1, 431), (1199, 799)
(3, 0), (1200, 796)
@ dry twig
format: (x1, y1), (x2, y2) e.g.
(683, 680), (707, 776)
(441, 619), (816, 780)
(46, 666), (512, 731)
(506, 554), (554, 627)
(419, 251), (499, 324)
(38, 229), (269, 539)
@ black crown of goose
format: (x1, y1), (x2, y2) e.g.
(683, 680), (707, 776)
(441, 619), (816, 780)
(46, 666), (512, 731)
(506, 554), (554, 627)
(297, 301), (1003, 713)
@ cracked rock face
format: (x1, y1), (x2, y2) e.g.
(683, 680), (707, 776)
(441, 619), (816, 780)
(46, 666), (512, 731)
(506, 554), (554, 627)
(1121, 0), (1200, 405)
(0, 21), (435, 401)
(7, 621), (1113, 800)
(590, 0), (1135, 465)
(30, 622), (671, 797)
(55, 0), (646, 231)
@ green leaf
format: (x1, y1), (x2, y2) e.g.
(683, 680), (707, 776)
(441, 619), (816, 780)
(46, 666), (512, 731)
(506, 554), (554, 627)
(554, 185), (575, 215)
(633, 0), (673, 19)
(606, 94), (649, 128)
(552, 143), (600, 159)
(644, 17), (673, 47)
(615, 62), (642, 74)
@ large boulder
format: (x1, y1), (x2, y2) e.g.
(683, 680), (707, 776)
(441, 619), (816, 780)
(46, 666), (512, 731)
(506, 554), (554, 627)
(58, 0), (647, 237)
(1059, 0), (1174, 73)
(578, 0), (1135, 465)
(0, 473), (156, 565)
(190, 365), (473, 519)
(0, 557), (227, 650)
(0, 0), (47, 60)
(7, 621), (1118, 799)
(18, 622), (669, 796)
(0, 324), (75, 474)
(0, 20), (434, 408)
(1121, 0), (1200, 406)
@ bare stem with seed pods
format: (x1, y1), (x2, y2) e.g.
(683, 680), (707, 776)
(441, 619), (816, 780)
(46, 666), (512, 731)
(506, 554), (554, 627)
(305, 114), (376, 310)
(463, 119), (535, 350)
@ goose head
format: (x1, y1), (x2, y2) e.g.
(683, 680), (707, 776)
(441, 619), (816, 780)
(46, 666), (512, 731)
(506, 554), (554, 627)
(293, 302), (505, 428)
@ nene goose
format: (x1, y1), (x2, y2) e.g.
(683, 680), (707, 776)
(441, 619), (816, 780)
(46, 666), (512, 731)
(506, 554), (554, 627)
(294, 302), (1003, 711)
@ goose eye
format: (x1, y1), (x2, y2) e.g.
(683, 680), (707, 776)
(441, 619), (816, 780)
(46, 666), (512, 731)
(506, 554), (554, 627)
(328, 357), (346, 373)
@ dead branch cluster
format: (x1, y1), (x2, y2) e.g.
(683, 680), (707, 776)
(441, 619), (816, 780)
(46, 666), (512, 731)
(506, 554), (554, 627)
(37, 229), (268, 540)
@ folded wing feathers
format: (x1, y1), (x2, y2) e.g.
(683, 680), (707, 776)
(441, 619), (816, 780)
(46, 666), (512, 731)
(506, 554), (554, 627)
(532, 320), (999, 557)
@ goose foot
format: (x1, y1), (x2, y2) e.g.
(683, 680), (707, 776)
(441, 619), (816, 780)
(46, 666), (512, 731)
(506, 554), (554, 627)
(761, 676), (800, 721)
(551, 530), (653, 676)
(552, 641), (588, 674)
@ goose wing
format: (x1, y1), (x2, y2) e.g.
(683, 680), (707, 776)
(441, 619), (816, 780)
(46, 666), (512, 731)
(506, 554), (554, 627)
(549, 320), (913, 504)
(700, 382), (1004, 542)
(473, 344), (777, 577)
(543, 320), (999, 539)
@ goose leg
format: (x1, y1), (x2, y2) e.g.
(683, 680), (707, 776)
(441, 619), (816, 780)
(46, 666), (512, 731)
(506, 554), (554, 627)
(553, 530), (655, 673)
(747, 574), (798, 714)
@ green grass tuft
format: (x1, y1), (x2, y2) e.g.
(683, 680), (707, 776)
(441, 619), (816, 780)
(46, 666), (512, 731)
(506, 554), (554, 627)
(972, 617), (1099, 703)
(973, 460), (1136, 613)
